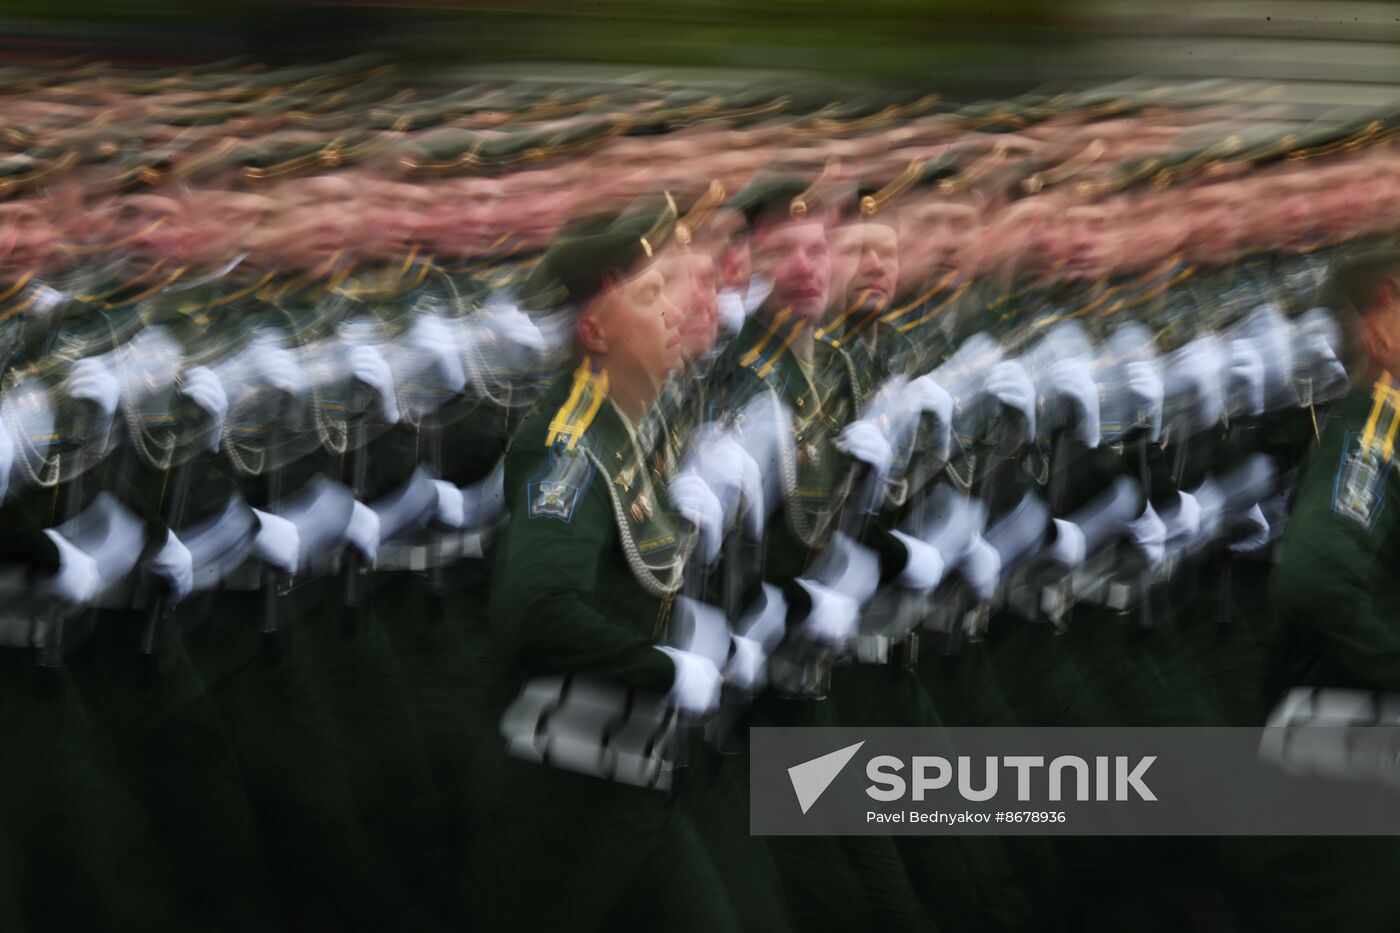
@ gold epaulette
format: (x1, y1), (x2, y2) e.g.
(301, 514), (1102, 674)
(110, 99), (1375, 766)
(546, 357), (609, 451)
(1360, 375), (1400, 462)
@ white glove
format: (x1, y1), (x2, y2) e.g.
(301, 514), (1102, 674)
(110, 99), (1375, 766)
(794, 578), (859, 648)
(146, 530), (193, 603)
(1226, 504), (1271, 554)
(1124, 360), (1164, 442)
(836, 419), (893, 484)
(1046, 359), (1101, 447)
(250, 509), (300, 575)
(1043, 518), (1087, 570)
(1293, 320), (1348, 401)
(431, 480), (466, 529)
(669, 472), (725, 566)
(738, 583), (788, 655)
(344, 500), (381, 565)
(63, 357), (121, 434)
(985, 360), (1037, 443)
(1227, 338), (1265, 418)
(255, 344), (307, 399)
(684, 428), (765, 540)
(1168, 339), (1225, 435)
(1190, 479), (1226, 549)
(723, 634), (767, 693)
(817, 532), (882, 606)
(958, 534), (1002, 603)
(482, 304), (548, 356)
(179, 366), (228, 452)
(403, 315), (468, 396)
(889, 529), (946, 591)
(655, 646), (723, 717)
(1163, 491), (1203, 553)
(902, 375), (954, 462)
(348, 345), (401, 424)
(39, 529), (101, 606)
(1126, 503), (1167, 570)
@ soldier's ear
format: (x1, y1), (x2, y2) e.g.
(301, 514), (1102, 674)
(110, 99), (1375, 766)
(1362, 313), (1393, 365)
(576, 302), (610, 356)
(1379, 275), (1400, 313)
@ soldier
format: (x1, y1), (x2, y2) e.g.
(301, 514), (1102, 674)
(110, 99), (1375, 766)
(1240, 248), (1400, 933)
(825, 181), (1037, 933)
(709, 176), (938, 933)
(467, 205), (742, 933)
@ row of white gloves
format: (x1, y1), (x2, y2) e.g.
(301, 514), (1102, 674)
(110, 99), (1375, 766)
(830, 311), (1347, 482)
(654, 469), (1280, 717)
(36, 464), (508, 610)
(12, 305), (553, 503)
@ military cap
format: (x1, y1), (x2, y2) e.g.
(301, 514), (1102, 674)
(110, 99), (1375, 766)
(525, 199), (678, 309)
(474, 131), (550, 166)
(397, 128), (482, 174)
(711, 87), (792, 126)
(836, 158), (935, 227)
(0, 155), (38, 198)
(1333, 247), (1400, 317)
(0, 149), (78, 198)
(109, 151), (177, 192)
(49, 126), (127, 165)
(730, 174), (831, 231)
(368, 107), (449, 133)
(956, 98), (1034, 132)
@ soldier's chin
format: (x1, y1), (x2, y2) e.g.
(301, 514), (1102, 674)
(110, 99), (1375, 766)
(789, 297), (826, 320)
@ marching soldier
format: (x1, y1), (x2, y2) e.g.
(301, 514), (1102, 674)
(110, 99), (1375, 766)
(467, 204), (742, 932)
(708, 176), (937, 932)
(1236, 247), (1400, 933)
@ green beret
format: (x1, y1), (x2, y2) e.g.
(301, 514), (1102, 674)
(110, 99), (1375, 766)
(398, 128), (482, 172)
(730, 176), (825, 231)
(102, 152), (177, 192)
(525, 202), (678, 309)
(1334, 247), (1400, 317)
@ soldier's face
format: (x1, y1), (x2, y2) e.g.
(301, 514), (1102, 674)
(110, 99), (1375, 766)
(752, 218), (830, 321)
(0, 203), (55, 272)
(1186, 186), (1248, 258)
(899, 201), (980, 288)
(718, 238), (751, 292)
(662, 251), (719, 363)
(833, 223), (899, 310)
(184, 193), (269, 264)
(111, 198), (189, 269)
(596, 263), (684, 388)
(1062, 204), (1118, 279)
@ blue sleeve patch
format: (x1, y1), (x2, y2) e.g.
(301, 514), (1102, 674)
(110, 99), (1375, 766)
(527, 443), (596, 523)
(1332, 431), (1391, 532)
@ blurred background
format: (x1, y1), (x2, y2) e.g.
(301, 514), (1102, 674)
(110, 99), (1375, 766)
(2, 1), (1397, 109)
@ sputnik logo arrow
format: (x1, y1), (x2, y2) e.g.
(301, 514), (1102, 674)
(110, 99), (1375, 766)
(788, 741), (865, 814)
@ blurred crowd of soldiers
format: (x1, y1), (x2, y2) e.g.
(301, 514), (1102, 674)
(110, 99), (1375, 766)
(1, 55), (1399, 933)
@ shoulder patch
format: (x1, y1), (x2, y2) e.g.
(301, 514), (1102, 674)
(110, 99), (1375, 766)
(528, 443), (596, 523)
(1333, 430), (1391, 531)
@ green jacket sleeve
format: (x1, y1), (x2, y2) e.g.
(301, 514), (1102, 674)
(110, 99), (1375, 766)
(489, 444), (676, 694)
